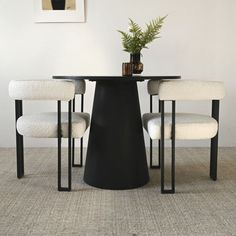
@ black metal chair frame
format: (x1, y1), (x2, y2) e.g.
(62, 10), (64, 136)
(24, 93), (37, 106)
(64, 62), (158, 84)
(72, 94), (84, 167)
(160, 99), (220, 194)
(149, 95), (161, 169)
(15, 99), (73, 192)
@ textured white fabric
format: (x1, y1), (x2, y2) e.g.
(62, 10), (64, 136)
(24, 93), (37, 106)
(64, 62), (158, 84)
(66, 80), (86, 94)
(74, 80), (86, 95)
(143, 113), (218, 140)
(9, 80), (75, 101)
(17, 112), (90, 138)
(147, 80), (160, 95)
(159, 80), (225, 101)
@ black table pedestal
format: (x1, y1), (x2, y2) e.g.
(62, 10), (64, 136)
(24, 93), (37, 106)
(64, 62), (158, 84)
(84, 80), (149, 189)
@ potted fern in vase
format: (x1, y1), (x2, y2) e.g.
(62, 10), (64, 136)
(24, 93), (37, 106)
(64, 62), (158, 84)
(118, 16), (167, 75)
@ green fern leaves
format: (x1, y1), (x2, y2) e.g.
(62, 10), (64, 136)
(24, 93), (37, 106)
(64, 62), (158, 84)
(118, 16), (167, 54)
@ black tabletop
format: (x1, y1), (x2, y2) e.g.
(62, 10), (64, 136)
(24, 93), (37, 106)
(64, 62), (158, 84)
(53, 75), (181, 82)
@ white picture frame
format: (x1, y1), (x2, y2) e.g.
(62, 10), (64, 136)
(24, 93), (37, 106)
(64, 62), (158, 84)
(34, 0), (85, 23)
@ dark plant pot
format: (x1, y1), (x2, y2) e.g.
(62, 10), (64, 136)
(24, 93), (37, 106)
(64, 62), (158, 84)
(51, 0), (66, 10)
(130, 53), (143, 74)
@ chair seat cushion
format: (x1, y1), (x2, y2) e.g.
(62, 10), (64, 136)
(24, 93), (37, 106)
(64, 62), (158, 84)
(17, 112), (90, 138)
(143, 113), (218, 140)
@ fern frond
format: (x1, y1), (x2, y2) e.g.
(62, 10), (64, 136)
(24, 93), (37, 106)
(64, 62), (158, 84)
(128, 18), (142, 36)
(118, 16), (167, 54)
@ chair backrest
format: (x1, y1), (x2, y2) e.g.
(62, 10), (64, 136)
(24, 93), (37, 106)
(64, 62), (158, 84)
(159, 80), (225, 101)
(72, 80), (86, 95)
(9, 80), (75, 101)
(147, 80), (160, 95)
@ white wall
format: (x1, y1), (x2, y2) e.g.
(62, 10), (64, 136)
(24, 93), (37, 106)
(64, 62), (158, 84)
(0, 0), (235, 147)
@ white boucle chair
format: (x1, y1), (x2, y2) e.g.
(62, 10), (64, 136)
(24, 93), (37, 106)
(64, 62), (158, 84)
(143, 80), (225, 194)
(9, 80), (90, 191)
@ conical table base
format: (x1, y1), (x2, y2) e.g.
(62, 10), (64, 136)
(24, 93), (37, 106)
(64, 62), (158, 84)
(84, 80), (149, 190)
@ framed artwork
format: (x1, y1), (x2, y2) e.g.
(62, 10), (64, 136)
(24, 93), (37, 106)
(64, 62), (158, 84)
(34, 0), (85, 23)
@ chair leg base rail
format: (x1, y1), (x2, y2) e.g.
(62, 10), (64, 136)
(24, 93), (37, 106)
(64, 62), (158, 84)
(161, 189), (175, 194)
(58, 187), (71, 192)
(150, 165), (160, 169)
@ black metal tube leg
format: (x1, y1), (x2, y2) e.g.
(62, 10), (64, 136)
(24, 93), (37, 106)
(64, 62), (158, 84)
(158, 100), (161, 169)
(80, 138), (83, 167)
(171, 101), (176, 193)
(79, 94), (84, 167)
(160, 101), (165, 193)
(210, 137), (218, 181)
(72, 98), (75, 167)
(15, 100), (24, 179)
(210, 100), (220, 181)
(150, 95), (160, 169)
(150, 138), (153, 167)
(68, 100), (72, 191)
(158, 142), (161, 169)
(150, 95), (153, 168)
(58, 101), (62, 191)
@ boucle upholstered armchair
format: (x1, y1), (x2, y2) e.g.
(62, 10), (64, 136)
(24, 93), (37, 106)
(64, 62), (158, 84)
(9, 80), (90, 191)
(143, 80), (225, 194)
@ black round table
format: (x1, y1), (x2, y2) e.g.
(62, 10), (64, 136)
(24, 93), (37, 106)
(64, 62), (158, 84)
(53, 76), (181, 190)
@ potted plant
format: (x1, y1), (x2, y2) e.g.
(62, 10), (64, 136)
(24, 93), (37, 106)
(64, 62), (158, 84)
(118, 16), (167, 74)
(51, 0), (66, 10)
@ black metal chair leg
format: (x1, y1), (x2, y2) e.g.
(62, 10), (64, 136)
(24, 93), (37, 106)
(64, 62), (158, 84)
(150, 138), (153, 167)
(15, 100), (24, 178)
(79, 138), (83, 167)
(158, 141), (161, 169)
(210, 100), (220, 181)
(72, 138), (76, 166)
(58, 100), (72, 192)
(68, 100), (72, 190)
(171, 101), (176, 193)
(160, 100), (165, 192)
(150, 95), (160, 169)
(210, 136), (218, 181)
(58, 101), (62, 191)
(79, 94), (84, 167)
(72, 98), (76, 167)
(160, 101), (175, 194)
(72, 95), (84, 167)
(158, 100), (161, 169)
